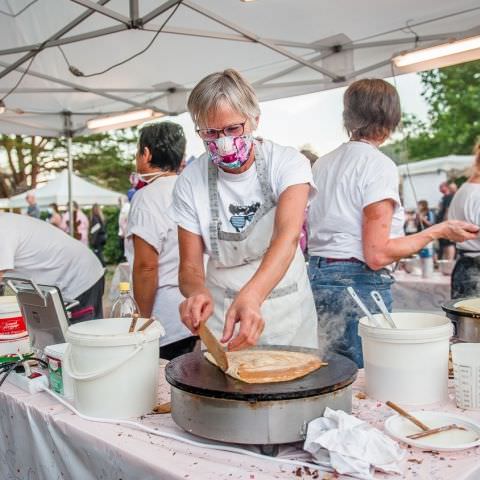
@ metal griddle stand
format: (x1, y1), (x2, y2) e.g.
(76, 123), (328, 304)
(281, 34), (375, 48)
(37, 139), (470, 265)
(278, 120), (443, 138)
(166, 348), (358, 455)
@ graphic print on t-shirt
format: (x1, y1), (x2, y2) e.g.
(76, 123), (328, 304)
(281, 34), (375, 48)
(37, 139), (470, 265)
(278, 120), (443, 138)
(229, 202), (261, 232)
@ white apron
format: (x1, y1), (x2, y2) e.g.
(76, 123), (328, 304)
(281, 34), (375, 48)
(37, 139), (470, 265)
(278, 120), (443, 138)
(205, 140), (318, 348)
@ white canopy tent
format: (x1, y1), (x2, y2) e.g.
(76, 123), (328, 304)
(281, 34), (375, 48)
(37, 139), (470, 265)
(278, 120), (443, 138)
(8, 169), (123, 208)
(0, 0), (478, 136)
(399, 155), (474, 209)
(0, 0), (479, 229)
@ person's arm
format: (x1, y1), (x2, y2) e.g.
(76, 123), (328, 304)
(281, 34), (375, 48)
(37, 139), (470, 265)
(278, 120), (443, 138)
(177, 227), (213, 334)
(363, 199), (479, 270)
(132, 235), (158, 318)
(222, 183), (310, 350)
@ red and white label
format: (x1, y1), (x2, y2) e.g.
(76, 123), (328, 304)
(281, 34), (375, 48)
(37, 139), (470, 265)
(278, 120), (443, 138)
(0, 316), (27, 335)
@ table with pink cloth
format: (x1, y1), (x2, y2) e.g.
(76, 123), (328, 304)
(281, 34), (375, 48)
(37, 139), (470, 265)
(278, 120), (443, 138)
(1, 365), (479, 480)
(392, 271), (451, 312)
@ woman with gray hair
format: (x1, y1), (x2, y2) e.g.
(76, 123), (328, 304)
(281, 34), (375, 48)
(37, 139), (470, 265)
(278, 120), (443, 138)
(169, 68), (318, 351)
(307, 78), (478, 367)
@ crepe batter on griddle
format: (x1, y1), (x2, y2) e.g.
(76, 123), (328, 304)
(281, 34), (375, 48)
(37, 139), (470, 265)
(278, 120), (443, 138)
(204, 349), (326, 383)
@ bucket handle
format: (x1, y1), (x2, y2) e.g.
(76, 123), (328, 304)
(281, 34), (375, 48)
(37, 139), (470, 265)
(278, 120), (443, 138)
(63, 342), (144, 381)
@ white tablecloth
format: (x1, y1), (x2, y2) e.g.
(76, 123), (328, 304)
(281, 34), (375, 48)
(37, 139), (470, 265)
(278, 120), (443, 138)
(392, 271), (451, 312)
(1, 364), (480, 479)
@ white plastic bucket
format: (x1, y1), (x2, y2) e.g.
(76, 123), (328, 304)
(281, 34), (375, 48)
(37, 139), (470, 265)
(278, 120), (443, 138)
(0, 296), (29, 355)
(0, 295), (20, 312)
(64, 317), (164, 419)
(451, 343), (480, 410)
(359, 312), (453, 405)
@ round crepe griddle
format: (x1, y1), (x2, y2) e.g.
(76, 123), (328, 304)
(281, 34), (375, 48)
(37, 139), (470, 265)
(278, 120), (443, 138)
(442, 297), (480, 319)
(165, 346), (357, 401)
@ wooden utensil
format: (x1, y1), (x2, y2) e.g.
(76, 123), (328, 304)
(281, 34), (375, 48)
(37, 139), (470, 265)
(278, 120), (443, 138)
(386, 401), (430, 431)
(153, 402), (171, 414)
(198, 323), (229, 372)
(386, 401), (466, 439)
(407, 424), (466, 440)
(128, 313), (139, 333)
(138, 317), (155, 332)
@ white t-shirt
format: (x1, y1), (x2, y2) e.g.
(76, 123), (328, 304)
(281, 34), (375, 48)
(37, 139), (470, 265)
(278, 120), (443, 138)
(0, 213), (104, 299)
(448, 182), (480, 254)
(169, 139), (316, 255)
(308, 141), (405, 262)
(125, 176), (191, 346)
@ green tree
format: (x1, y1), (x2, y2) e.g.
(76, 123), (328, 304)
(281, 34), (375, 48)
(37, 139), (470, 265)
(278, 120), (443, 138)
(0, 134), (63, 197)
(0, 129), (137, 197)
(387, 59), (480, 162)
(59, 129), (137, 193)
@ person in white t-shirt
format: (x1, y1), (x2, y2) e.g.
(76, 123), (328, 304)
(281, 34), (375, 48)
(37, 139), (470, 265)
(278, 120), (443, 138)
(448, 142), (480, 298)
(0, 213), (105, 322)
(169, 69), (318, 351)
(308, 78), (478, 367)
(126, 121), (196, 360)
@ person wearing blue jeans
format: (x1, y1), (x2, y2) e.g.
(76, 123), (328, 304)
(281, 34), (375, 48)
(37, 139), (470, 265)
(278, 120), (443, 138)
(308, 258), (393, 368)
(307, 78), (477, 369)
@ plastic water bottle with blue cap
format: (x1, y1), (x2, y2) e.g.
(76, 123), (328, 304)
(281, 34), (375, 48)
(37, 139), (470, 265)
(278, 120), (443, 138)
(419, 242), (434, 278)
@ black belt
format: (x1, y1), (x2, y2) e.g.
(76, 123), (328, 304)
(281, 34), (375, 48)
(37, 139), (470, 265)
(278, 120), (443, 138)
(315, 257), (363, 266)
(457, 249), (480, 257)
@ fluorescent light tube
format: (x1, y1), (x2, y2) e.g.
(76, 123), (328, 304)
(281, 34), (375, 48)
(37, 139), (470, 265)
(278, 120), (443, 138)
(87, 109), (163, 131)
(393, 35), (480, 72)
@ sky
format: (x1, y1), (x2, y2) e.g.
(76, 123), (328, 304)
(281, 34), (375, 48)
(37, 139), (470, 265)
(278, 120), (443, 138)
(163, 72), (429, 159)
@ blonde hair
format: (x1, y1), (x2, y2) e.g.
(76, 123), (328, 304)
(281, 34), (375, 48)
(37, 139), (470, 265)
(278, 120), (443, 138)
(187, 69), (260, 128)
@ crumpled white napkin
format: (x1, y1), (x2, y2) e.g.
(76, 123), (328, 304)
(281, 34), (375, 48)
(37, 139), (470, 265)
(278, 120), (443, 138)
(303, 407), (404, 480)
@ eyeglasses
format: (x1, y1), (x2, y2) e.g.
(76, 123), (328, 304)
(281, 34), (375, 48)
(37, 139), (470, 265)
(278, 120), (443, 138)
(196, 121), (247, 141)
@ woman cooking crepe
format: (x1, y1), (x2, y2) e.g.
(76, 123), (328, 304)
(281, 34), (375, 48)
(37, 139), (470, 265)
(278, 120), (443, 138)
(169, 69), (318, 351)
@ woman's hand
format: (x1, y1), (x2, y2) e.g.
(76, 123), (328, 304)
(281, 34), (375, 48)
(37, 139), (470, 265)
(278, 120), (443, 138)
(222, 292), (265, 351)
(179, 289), (214, 334)
(434, 220), (479, 243)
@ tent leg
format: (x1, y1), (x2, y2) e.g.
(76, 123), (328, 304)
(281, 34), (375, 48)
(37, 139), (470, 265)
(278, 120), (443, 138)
(63, 111), (74, 237)
(67, 135), (74, 237)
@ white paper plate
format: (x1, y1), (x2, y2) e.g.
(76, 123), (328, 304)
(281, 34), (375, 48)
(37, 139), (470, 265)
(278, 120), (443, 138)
(385, 411), (480, 451)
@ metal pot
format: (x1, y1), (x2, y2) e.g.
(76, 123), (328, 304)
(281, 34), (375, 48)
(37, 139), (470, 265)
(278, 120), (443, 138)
(442, 298), (480, 342)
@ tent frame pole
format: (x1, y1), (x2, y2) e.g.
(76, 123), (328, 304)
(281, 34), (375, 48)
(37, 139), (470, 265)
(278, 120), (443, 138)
(63, 112), (74, 237)
(70, 0), (131, 25)
(0, 0), (112, 80)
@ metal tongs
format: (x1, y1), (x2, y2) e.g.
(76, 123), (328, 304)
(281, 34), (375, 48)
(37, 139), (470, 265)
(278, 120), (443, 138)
(347, 287), (383, 328)
(370, 291), (397, 328)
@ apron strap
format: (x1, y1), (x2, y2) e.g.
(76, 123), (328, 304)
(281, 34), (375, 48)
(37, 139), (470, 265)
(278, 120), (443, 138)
(208, 161), (221, 260)
(253, 140), (276, 207)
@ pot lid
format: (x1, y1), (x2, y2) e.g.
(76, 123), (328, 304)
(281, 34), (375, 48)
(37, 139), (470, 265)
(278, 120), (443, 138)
(442, 297), (480, 319)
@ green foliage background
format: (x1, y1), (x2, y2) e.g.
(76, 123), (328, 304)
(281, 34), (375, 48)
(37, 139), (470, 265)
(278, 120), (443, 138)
(103, 206), (122, 265)
(386, 59), (480, 163)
